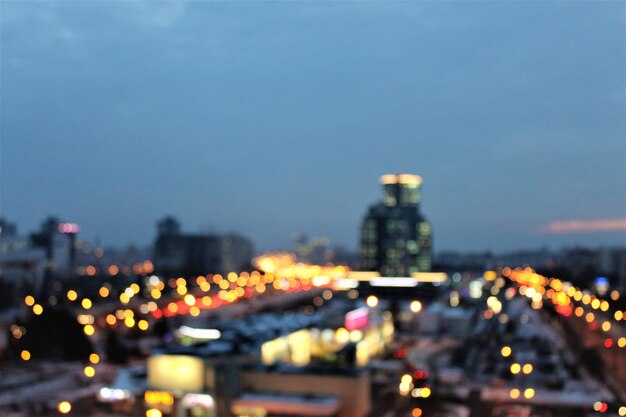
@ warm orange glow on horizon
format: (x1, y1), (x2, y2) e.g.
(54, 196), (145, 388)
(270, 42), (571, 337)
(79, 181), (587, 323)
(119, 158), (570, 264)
(543, 218), (626, 233)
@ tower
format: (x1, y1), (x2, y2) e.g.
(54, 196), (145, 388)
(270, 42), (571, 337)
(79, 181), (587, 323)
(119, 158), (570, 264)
(359, 174), (432, 275)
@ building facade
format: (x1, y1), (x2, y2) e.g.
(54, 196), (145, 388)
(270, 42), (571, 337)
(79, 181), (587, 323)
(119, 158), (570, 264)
(154, 217), (253, 278)
(359, 174), (432, 275)
(0, 218), (46, 308)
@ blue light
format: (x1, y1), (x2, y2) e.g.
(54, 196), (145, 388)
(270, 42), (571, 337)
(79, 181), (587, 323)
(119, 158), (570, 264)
(595, 277), (609, 286)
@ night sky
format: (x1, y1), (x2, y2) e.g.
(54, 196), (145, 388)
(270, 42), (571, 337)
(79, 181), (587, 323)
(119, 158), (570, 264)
(1, 1), (624, 253)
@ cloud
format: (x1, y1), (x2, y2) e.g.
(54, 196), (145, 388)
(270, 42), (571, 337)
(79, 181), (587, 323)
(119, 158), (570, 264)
(541, 218), (626, 234)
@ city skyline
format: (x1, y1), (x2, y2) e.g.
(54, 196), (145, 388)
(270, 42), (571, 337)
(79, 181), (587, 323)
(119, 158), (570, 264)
(1, 1), (625, 253)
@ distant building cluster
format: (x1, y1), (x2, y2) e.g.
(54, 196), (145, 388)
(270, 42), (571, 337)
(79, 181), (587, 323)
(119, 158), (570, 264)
(359, 174), (433, 276)
(293, 234), (334, 265)
(0, 217), (78, 306)
(435, 247), (626, 291)
(153, 216), (254, 278)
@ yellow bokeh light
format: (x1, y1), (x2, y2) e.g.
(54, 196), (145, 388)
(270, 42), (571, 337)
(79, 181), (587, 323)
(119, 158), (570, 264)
(57, 401), (72, 414)
(522, 364), (533, 374)
(105, 314), (116, 326)
(84, 365), (95, 378)
(510, 363), (521, 374)
(146, 409), (162, 417)
(501, 346), (512, 357)
(21, 350), (31, 361)
(84, 324), (95, 336)
(138, 320), (149, 331)
(119, 293), (130, 304)
(24, 295), (35, 306)
(89, 353), (100, 364)
(410, 300), (422, 313)
(99, 287), (109, 298)
(335, 327), (350, 344)
(33, 304), (43, 315)
(523, 388), (535, 399)
(366, 295), (378, 308)
(184, 294), (196, 306)
(510, 389), (520, 399)
(81, 298), (92, 309)
(67, 290), (78, 301)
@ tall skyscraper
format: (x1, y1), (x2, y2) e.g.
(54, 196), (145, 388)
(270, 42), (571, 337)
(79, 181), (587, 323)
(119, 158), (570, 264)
(359, 174), (432, 275)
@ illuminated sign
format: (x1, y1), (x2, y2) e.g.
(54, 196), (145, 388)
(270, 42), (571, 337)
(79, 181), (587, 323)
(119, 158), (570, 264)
(148, 355), (204, 392)
(58, 223), (79, 234)
(261, 337), (289, 366)
(176, 326), (221, 340)
(145, 391), (174, 407)
(312, 275), (331, 287)
(370, 278), (418, 287)
(333, 279), (359, 290)
(261, 330), (311, 366)
(181, 393), (215, 409)
(411, 272), (448, 283)
(345, 307), (369, 331)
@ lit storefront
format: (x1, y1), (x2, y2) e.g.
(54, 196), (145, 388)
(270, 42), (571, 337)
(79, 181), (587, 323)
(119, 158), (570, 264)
(146, 355), (216, 417)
